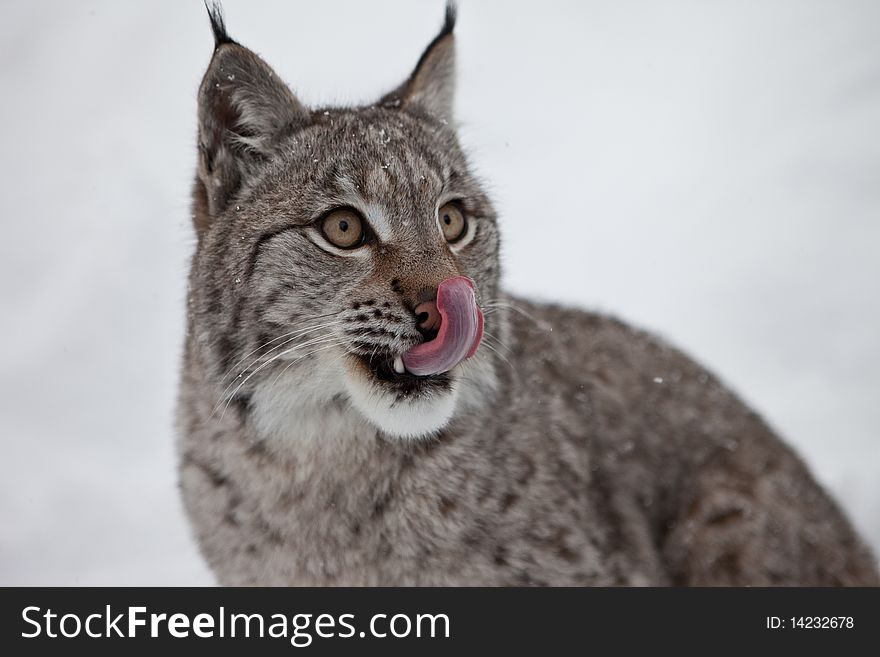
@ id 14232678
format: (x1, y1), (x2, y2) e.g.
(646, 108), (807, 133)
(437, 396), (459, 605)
(766, 617), (854, 629)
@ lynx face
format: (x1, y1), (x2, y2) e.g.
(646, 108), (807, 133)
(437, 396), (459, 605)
(188, 6), (501, 439)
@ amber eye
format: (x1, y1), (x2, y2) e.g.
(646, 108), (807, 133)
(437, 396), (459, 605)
(438, 202), (467, 243)
(321, 208), (365, 249)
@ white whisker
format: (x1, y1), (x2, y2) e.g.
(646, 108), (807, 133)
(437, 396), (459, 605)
(268, 342), (345, 388)
(480, 338), (516, 372)
(214, 332), (343, 418)
(482, 329), (512, 354)
(483, 299), (552, 330)
(219, 318), (345, 385)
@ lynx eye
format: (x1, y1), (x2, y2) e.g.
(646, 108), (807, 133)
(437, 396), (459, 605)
(438, 202), (467, 243)
(321, 208), (365, 249)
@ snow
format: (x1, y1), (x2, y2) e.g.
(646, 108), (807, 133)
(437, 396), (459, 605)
(1, 0), (878, 585)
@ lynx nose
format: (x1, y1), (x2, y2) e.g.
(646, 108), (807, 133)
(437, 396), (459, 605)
(414, 300), (441, 333)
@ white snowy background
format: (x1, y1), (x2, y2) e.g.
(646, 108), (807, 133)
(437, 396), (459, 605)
(1, 0), (877, 585)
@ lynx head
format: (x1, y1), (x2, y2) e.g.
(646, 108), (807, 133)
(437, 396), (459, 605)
(188, 3), (502, 441)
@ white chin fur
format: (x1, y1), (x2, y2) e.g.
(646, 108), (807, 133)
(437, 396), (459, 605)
(343, 368), (459, 440)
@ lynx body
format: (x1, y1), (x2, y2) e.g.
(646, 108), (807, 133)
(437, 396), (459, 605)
(178, 5), (878, 586)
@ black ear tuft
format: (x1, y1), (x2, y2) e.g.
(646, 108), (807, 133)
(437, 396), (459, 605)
(378, 1), (458, 121)
(411, 1), (456, 75)
(443, 2), (457, 38)
(205, 1), (236, 49)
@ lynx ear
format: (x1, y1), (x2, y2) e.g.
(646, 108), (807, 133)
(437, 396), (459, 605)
(195, 3), (309, 221)
(379, 2), (457, 121)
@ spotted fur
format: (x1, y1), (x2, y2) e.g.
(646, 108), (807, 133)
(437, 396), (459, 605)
(177, 3), (878, 585)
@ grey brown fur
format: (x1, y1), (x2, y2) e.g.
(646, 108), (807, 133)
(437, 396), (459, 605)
(177, 4), (878, 586)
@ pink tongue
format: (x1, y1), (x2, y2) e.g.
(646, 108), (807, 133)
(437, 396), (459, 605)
(402, 276), (484, 376)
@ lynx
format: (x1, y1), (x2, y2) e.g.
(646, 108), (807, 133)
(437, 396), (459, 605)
(177, 4), (878, 585)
